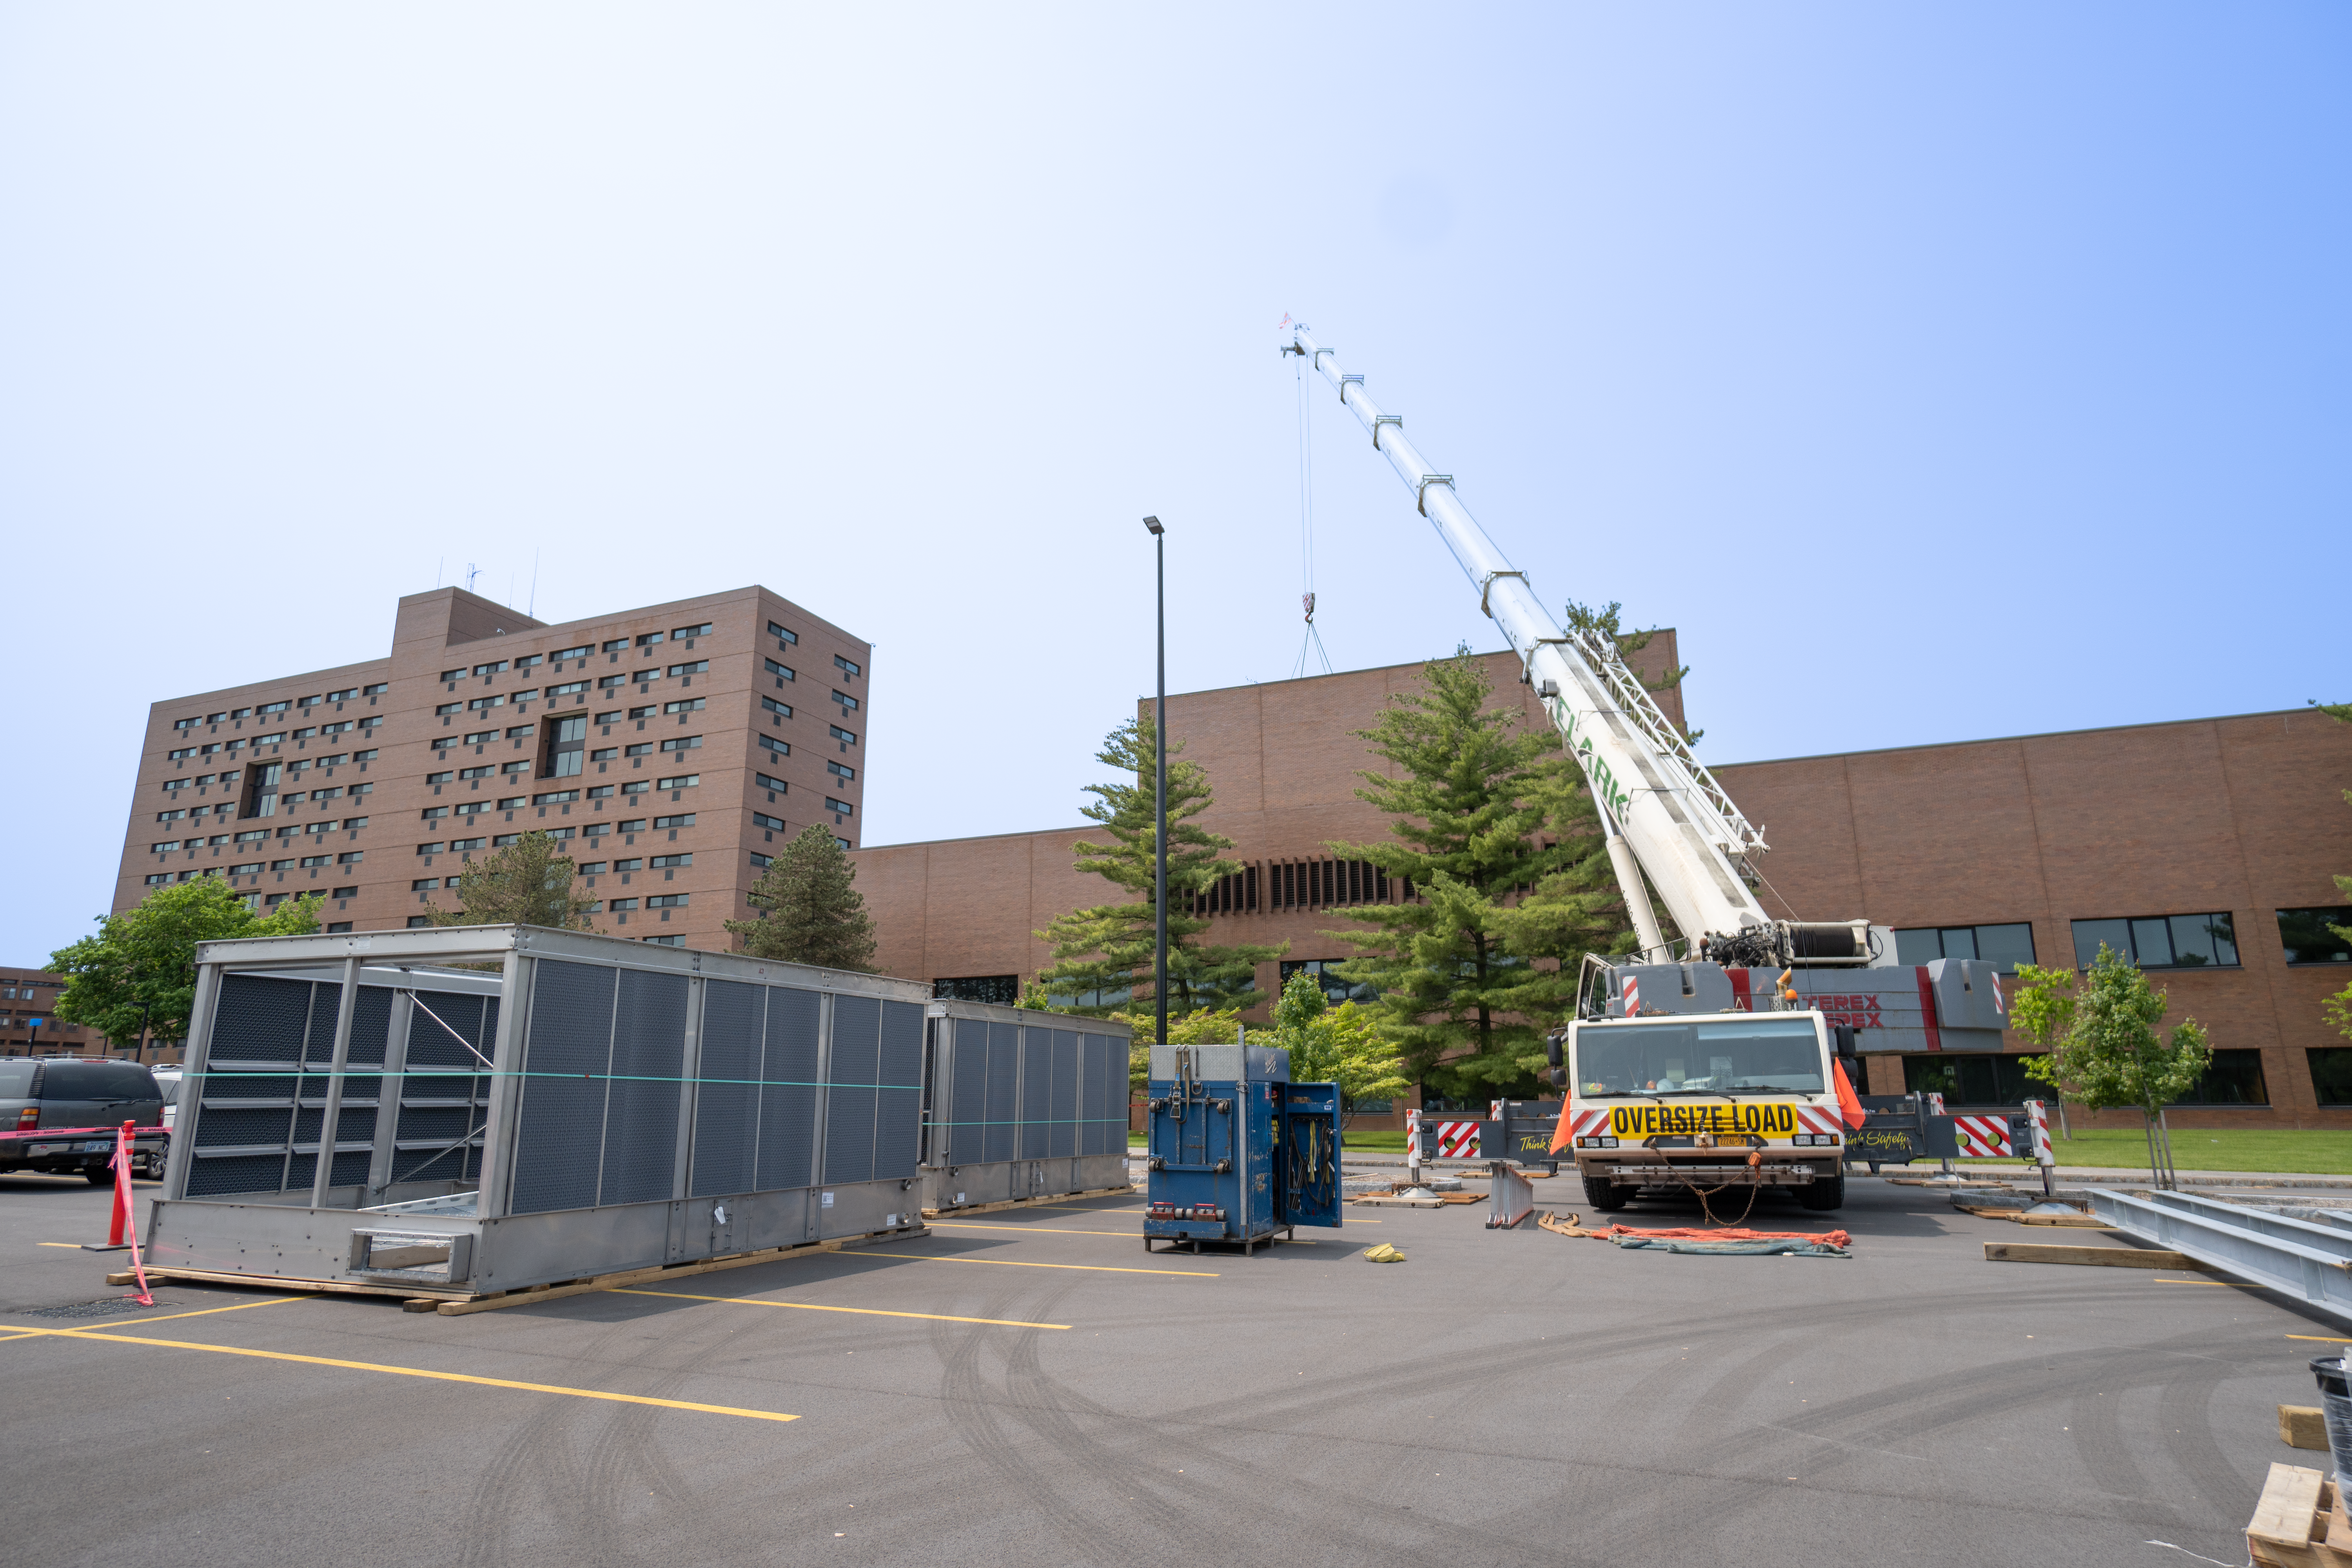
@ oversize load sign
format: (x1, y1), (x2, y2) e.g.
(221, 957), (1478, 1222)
(1609, 1103), (1800, 1139)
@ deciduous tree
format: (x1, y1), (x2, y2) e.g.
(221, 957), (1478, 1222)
(49, 879), (321, 1050)
(2018, 945), (2211, 1189)
(1269, 969), (1410, 1125)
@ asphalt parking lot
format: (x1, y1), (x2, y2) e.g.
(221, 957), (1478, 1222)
(1, 1169), (2335, 1568)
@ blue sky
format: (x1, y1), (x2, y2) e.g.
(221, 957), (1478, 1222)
(1, 5), (2343, 964)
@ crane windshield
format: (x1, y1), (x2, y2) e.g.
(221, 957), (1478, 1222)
(1575, 1018), (1824, 1096)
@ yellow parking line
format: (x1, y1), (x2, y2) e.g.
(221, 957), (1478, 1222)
(1, 1296), (309, 1329)
(611, 1288), (1069, 1329)
(886, 1254), (1216, 1279)
(36, 1242), (87, 1249)
(2153, 1277), (2259, 1289)
(2290, 1334), (2352, 1343)
(0, 1330), (43, 1342)
(929, 1221), (1318, 1245)
(10, 1329), (798, 1422)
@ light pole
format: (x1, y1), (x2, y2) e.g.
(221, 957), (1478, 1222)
(1143, 515), (1168, 1051)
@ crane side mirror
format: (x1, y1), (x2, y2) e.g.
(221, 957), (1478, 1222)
(1545, 1035), (1563, 1069)
(1832, 1025), (1856, 1054)
(1549, 1067), (1566, 1089)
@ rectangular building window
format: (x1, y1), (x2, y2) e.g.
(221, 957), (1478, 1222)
(362, 682), (388, 696)
(473, 661), (507, 677)
(664, 698), (704, 715)
(549, 681), (588, 698)
(552, 645), (591, 662)
(756, 773), (789, 794)
(2072, 912), (2239, 970)
(2169, 1049), (2268, 1106)
(514, 654), (543, 670)
(413, 878), (440, 891)
(1891, 923), (2037, 974)
(650, 853), (691, 868)
(337, 851), (363, 865)
(749, 852), (772, 870)
(657, 774), (699, 791)
(624, 743), (652, 759)
(637, 632), (664, 648)
(768, 621), (797, 644)
(607, 897), (639, 911)
(2311, 1050), (2352, 1107)
(827, 760), (855, 781)
(407, 916), (432, 928)
(766, 659), (795, 682)
(599, 674), (628, 690)
(752, 812), (786, 832)
(544, 712), (587, 778)
(618, 819), (646, 832)
(450, 837), (485, 851)
(1279, 958), (1377, 1005)
(933, 976), (1018, 1005)
(653, 814), (694, 829)
(667, 661), (708, 678)
(646, 894), (688, 909)
(467, 694), (505, 711)
(534, 790), (579, 805)
(660, 735), (701, 752)
(2279, 907), (2352, 966)
(831, 690), (858, 712)
(674, 622), (711, 640)
(300, 854), (330, 868)
(834, 654), (861, 678)
(602, 639), (628, 653)
(510, 689), (539, 704)
(825, 798), (853, 817)
(440, 668), (466, 682)
(1903, 1053), (2038, 1107)
(830, 725), (856, 746)
(259, 701), (290, 715)
(761, 696), (792, 719)
(759, 734), (789, 759)
(492, 834), (521, 847)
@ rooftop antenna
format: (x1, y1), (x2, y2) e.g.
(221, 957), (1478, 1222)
(465, 563), (479, 593)
(527, 548), (540, 619)
(435, 557), (442, 588)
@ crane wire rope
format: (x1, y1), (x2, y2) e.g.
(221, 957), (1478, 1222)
(1291, 335), (1334, 680)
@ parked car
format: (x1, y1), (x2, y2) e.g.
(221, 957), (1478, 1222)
(153, 1067), (183, 1131)
(0, 1058), (168, 1183)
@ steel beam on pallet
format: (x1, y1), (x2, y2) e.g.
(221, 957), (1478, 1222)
(2084, 1187), (2352, 1323)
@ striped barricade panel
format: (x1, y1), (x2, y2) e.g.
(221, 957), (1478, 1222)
(1433, 1120), (1481, 1159)
(1952, 1114), (2014, 1158)
(1794, 1105), (1846, 1138)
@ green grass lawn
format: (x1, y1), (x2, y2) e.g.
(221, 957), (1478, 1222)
(1958, 1127), (2352, 1176)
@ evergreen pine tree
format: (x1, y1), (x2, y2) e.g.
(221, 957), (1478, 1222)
(726, 824), (879, 971)
(427, 830), (599, 931)
(1034, 712), (1284, 1018)
(1325, 652), (1631, 1096)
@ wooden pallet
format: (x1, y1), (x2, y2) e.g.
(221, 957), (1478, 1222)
(2249, 1463), (2352, 1567)
(922, 1183), (1135, 1220)
(1954, 1203), (2109, 1228)
(108, 1227), (933, 1316)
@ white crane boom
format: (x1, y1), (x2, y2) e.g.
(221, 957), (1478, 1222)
(1285, 327), (1780, 958)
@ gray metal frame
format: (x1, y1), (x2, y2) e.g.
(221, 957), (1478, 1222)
(919, 1000), (1131, 1212)
(2085, 1187), (2352, 1324)
(151, 924), (938, 1295)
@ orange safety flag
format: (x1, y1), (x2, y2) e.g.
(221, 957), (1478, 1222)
(1549, 1100), (1575, 1156)
(1832, 1057), (1865, 1131)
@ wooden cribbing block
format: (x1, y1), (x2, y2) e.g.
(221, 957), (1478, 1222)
(2284, 1406), (2332, 1452)
(1982, 1241), (2212, 1270)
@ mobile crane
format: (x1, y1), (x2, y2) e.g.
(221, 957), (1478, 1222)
(1281, 326), (2010, 1211)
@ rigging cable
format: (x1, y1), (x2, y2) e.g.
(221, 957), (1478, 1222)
(1292, 333), (1334, 680)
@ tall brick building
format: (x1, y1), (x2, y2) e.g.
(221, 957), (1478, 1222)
(850, 646), (2352, 1130)
(115, 586), (871, 1038)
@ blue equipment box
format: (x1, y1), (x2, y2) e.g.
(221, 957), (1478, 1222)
(1142, 1042), (1341, 1254)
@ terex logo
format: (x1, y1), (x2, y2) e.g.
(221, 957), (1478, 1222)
(1811, 993), (1883, 1030)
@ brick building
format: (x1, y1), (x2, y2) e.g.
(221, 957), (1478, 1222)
(849, 646), (2352, 1130)
(0, 967), (92, 1057)
(113, 586), (872, 1062)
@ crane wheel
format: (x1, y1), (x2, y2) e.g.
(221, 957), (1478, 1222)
(1581, 1174), (1629, 1211)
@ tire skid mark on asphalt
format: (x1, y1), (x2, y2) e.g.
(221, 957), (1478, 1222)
(931, 1286), (1133, 1563)
(2157, 1350), (2263, 1528)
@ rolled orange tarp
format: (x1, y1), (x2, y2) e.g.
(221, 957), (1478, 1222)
(1832, 1057), (1865, 1131)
